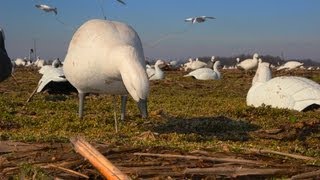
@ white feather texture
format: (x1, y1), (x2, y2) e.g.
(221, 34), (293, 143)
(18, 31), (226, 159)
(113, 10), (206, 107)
(37, 66), (66, 92)
(247, 61), (320, 111)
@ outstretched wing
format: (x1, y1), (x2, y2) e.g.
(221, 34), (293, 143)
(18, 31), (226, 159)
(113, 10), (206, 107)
(185, 17), (194, 22)
(204, 16), (215, 19)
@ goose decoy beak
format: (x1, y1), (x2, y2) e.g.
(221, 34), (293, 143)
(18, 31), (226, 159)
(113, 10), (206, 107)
(137, 99), (148, 118)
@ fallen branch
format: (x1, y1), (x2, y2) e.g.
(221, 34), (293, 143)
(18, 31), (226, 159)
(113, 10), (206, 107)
(184, 166), (286, 177)
(247, 148), (316, 161)
(291, 169), (320, 180)
(70, 137), (130, 180)
(45, 164), (89, 179)
(133, 152), (264, 165)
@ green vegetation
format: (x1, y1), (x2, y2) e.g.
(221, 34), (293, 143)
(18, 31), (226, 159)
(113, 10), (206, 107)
(0, 67), (319, 158)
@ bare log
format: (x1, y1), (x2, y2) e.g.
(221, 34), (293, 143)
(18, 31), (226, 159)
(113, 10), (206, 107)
(247, 148), (316, 161)
(291, 169), (320, 180)
(133, 152), (264, 165)
(184, 166), (286, 177)
(45, 164), (89, 179)
(70, 137), (130, 180)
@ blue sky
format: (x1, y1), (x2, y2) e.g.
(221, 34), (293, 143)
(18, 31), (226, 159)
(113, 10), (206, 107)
(1, 0), (320, 61)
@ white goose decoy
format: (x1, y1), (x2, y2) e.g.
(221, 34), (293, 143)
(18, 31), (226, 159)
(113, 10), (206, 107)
(276, 61), (303, 71)
(236, 53), (259, 72)
(51, 58), (62, 68)
(185, 16), (215, 24)
(0, 27), (12, 82)
(35, 4), (58, 15)
(63, 19), (149, 120)
(34, 56), (47, 68)
(247, 61), (320, 111)
(27, 65), (74, 102)
(188, 58), (208, 70)
(14, 58), (27, 67)
(184, 61), (221, 80)
(37, 66), (67, 92)
(147, 60), (165, 80)
(205, 56), (215, 68)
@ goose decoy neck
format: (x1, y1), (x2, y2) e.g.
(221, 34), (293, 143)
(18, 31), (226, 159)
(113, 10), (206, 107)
(254, 62), (272, 85)
(0, 28), (12, 82)
(0, 29), (7, 55)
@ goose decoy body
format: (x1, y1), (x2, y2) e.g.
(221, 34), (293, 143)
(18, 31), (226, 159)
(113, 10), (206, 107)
(184, 61), (221, 80)
(63, 19), (149, 120)
(247, 61), (320, 111)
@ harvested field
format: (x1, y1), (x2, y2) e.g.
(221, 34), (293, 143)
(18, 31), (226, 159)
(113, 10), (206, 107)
(0, 67), (320, 179)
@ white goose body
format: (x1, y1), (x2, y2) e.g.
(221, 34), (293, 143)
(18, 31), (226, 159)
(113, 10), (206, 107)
(276, 61), (303, 71)
(247, 62), (320, 111)
(236, 53), (259, 71)
(63, 19), (149, 118)
(184, 58), (207, 71)
(184, 61), (221, 80)
(147, 60), (165, 80)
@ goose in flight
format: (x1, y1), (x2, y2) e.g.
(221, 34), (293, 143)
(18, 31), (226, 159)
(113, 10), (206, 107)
(116, 0), (126, 5)
(35, 4), (58, 15)
(185, 16), (215, 24)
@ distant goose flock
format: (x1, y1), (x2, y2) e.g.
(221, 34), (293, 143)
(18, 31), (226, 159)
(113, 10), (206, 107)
(63, 19), (149, 120)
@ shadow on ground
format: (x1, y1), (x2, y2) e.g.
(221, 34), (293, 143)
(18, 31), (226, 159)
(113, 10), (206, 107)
(152, 114), (260, 141)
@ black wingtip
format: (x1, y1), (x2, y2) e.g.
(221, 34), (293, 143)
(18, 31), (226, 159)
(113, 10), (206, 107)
(116, 0), (126, 5)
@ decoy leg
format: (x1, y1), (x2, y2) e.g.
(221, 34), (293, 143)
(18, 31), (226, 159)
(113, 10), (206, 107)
(79, 92), (85, 119)
(11, 74), (19, 86)
(120, 95), (127, 121)
(112, 95), (118, 133)
(26, 83), (40, 103)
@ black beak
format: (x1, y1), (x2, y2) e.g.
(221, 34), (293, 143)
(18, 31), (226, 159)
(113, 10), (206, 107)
(137, 99), (148, 118)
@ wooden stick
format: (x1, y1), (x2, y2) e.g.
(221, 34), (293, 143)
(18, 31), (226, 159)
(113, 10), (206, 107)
(26, 83), (39, 103)
(291, 169), (320, 180)
(70, 137), (130, 180)
(184, 167), (285, 177)
(133, 152), (264, 165)
(247, 148), (316, 161)
(46, 164), (89, 179)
